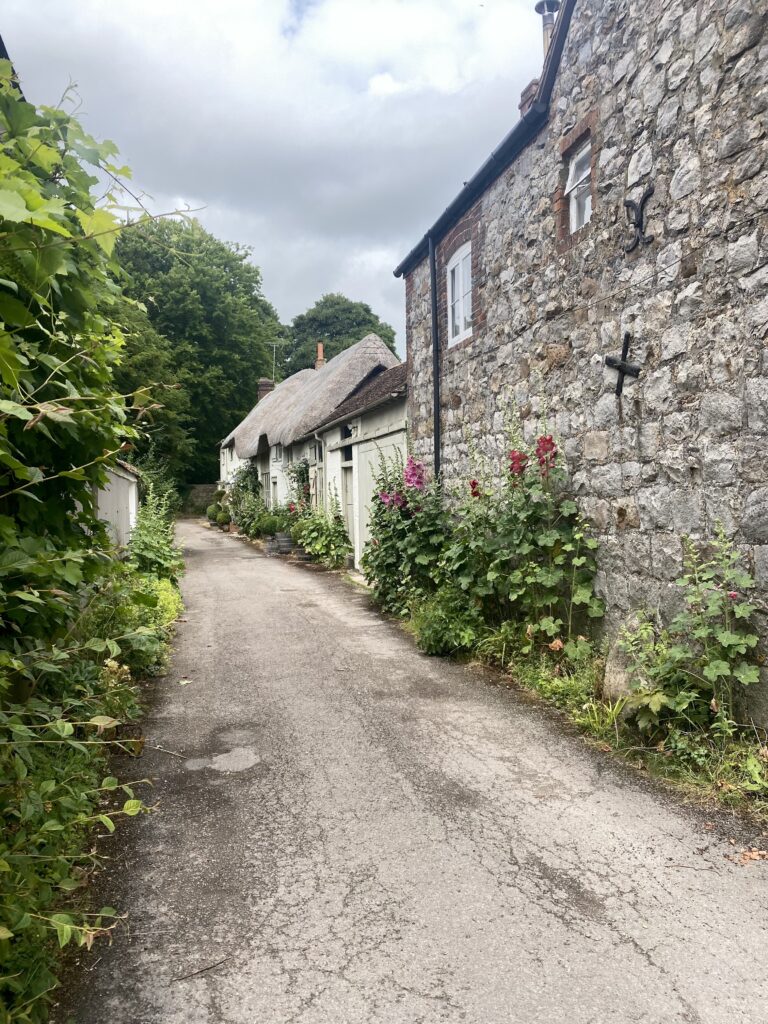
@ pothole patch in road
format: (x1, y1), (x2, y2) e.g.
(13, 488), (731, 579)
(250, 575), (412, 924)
(185, 746), (261, 773)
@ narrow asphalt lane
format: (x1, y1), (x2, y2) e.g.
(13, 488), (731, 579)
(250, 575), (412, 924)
(57, 520), (768, 1023)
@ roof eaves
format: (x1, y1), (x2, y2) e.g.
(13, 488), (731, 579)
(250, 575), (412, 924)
(317, 382), (407, 434)
(393, 0), (577, 279)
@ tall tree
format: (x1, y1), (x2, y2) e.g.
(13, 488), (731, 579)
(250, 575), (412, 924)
(116, 219), (284, 482)
(285, 293), (396, 374)
(110, 297), (194, 480)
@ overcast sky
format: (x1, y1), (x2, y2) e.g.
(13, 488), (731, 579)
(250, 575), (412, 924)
(5, 0), (544, 351)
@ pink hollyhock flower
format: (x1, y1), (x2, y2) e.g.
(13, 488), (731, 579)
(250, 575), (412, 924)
(469, 479), (481, 498)
(392, 492), (407, 508)
(403, 456), (426, 491)
(288, 502), (296, 513)
(728, 591), (738, 600)
(508, 450), (529, 476)
(379, 491), (392, 505)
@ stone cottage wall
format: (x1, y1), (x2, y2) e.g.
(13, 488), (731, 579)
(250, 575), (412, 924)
(405, 0), (768, 707)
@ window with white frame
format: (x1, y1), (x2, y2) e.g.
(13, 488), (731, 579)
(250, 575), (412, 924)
(272, 444), (283, 462)
(446, 242), (472, 346)
(564, 141), (592, 234)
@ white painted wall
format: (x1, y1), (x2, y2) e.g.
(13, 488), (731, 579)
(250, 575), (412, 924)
(219, 443), (245, 485)
(95, 465), (139, 548)
(320, 398), (406, 568)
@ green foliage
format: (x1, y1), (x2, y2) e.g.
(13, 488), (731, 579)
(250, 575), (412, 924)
(0, 64), (186, 1021)
(110, 299), (193, 482)
(129, 442), (182, 516)
(216, 510), (231, 528)
(256, 514), (280, 538)
(0, 63), (136, 665)
(0, 585), (179, 1022)
(410, 587), (485, 656)
(293, 496), (351, 568)
(620, 529), (761, 741)
(361, 452), (449, 615)
(206, 503), (220, 522)
(127, 486), (183, 581)
(439, 438), (603, 655)
(284, 293), (396, 374)
(226, 463), (262, 533)
(116, 219), (285, 483)
(77, 566), (183, 678)
(231, 492), (263, 535)
(285, 458), (310, 505)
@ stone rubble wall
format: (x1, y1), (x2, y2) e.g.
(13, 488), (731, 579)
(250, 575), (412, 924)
(405, 0), (768, 712)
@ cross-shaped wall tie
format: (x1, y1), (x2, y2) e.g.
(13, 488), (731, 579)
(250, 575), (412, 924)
(605, 332), (641, 397)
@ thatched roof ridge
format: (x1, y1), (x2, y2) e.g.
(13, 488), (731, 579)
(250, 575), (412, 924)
(222, 334), (399, 459)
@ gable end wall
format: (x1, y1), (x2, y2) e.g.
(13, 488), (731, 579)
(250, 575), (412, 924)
(404, 0), (768, 709)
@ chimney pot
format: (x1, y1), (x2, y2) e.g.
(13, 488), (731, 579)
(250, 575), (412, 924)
(535, 0), (561, 56)
(257, 377), (274, 402)
(315, 341), (326, 370)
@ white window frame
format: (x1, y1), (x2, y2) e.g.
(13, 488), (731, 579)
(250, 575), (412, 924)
(564, 140), (593, 234)
(446, 242), (472, 347)
(272, 444), (283, 462)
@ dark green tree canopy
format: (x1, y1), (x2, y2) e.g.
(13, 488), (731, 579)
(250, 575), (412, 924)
(109, 297), (194, 481)
(116, 219), (284, 483)
(285, 293), (396, 374)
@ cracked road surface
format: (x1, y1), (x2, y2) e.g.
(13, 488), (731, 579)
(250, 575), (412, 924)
(57, 521), (768, 1023)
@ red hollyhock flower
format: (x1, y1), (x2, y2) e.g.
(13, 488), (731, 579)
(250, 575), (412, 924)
(469, 479), (481, 498)
(508, 450), (529, 476)
(535, 435), (557, 476)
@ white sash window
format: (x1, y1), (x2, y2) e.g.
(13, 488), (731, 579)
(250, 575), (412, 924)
(565, 142), (593, 233)
(447, 242), (472, 346)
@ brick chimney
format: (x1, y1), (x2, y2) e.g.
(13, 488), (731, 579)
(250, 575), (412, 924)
(257, 377), (274, 402)
(315, 341), (326, 370)
(519, 78), (540, 117)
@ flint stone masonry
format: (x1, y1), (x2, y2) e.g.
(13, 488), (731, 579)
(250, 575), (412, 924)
(403, 0), (768, 719)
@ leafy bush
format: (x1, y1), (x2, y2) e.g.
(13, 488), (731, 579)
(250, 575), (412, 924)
(0, 61), (187, 1022)
(294, 499), (351, 568)
(440, 436), (603, 654)
(226, 463), (262, 531)
(130, 444), (181, 516)
(77, 566), (183, 678)
(362, 453), (449, 615)
(620, 529), (760, 742)
(410, 587), (485, 656)
(258, 515), (280, 538)
(233, 492), (263, 535)
(216, 510), (231, 528)
(0, 581), (180, 1021)
(206, 503), (220, 522)
(128, 486), (183, 581)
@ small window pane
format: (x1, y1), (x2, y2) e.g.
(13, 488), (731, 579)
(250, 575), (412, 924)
(570, 180), (592, 232)
(565, 142), (591, 195)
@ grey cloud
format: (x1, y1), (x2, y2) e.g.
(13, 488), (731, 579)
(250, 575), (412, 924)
(4, 1), (544, 350)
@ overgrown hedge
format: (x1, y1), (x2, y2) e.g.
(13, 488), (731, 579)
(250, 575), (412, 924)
(0, 61), (183, 1022)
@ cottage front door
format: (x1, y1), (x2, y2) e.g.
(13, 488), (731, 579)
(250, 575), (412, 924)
(341, 465), (354, 549)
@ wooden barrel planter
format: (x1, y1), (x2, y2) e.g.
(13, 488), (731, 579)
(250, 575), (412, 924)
(263, 537), (280, 556)
(292, 545), (312, 563)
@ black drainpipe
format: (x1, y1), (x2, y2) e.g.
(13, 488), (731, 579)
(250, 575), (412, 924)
(428, 234), (441, 479)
